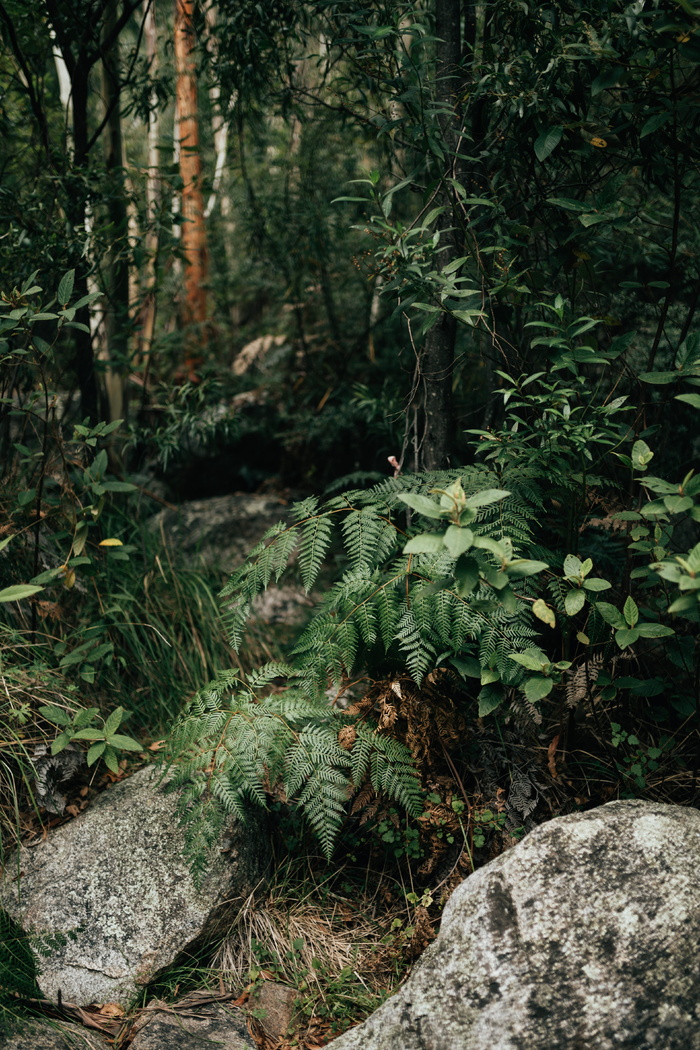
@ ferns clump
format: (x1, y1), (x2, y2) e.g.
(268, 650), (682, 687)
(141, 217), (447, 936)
(165, 467), (550, 871)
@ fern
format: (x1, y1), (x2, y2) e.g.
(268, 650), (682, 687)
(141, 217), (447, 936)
(166, 466), (558, 873)
(298, 511), (333, 591)
(163, 671), (422, 874)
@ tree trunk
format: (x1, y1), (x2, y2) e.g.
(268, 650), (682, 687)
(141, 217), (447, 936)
(419, 0), (463, 471)
(100, 0), (130, 425)
(68, 63), (100, 421)
(134, 0), (161, 386)
(174, 0), (208, 379)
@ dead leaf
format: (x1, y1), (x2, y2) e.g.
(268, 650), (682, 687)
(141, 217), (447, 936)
(337, 726), (356, 750)
(96, 1002), (125, 1017)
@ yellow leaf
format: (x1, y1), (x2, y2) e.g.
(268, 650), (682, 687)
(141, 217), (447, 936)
(533, 598), (556, 628)
(99, 538), (123, 547)
(63, 569), (76, 590)
(591, 137), (607, 148)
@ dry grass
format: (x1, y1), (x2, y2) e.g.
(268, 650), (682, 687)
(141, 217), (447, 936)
(211, 857), (415, 1043)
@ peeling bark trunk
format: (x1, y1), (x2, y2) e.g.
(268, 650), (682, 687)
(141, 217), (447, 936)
(174, 0), (208, 378)
(100, 0), (129, 425)
(203, 3), (230, 222)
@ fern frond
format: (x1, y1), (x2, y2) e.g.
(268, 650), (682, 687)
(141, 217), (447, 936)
(366, 730), (423, 816)
(245, 662), (295, 691)
(298, 513), (334, 591)
(342, 508), (386, 570)
(375, 577), (403, 649)
(222, 598), (251, 652)
(296, 766), (352, 859)
(395, 606), (436, 685)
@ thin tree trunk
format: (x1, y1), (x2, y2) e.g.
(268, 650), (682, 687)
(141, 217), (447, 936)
(420, 0), (463, 470)
(100, 0), (129, 425)
(174, 0), (208, 379)
(68, 63), (100, 421)
(135, 0), (161, 386)
(203, 3), (230, 221)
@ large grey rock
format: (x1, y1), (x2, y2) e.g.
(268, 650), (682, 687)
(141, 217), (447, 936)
(0, 768), (269, 1008)
(328, 801), (700, 1050)
(150, 494), (288, 574)
(150, 493), (313, 624)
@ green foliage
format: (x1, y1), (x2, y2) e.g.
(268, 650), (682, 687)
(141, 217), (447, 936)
(168, 356), (700, 873)
(37, 704), (142, 775)
(164, 664), (423, 879)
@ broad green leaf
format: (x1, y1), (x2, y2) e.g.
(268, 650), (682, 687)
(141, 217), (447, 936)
(523, 676), (554, 702)
(509, 650), (547, 672)
(631, 440), (653, 471)
(640, 112), (670, 138)
(0, 583), (42, 602)
(38, 705), (72, 726)
(635, 623), (675, 638)
(101, 481), (137, 493)
(668, 594), (696, 613)
(454, 555), (480, 595)
(675, 393), (700, 409)
(596, 602), (626, 629)
(505, 559), (548, 577)
(398, 493), (444, 519)
(591, 66), (624, 95)
(404, 533), (446, 554)
(480, 668), (500, 685)
(103, 748), (121, 775)
(563, 554), (582, 577)
(472, 535), (509, 558)
(565, 588), (586, 616)
(638, 371), (676, 384)
(623, 595), (639, 627)
(442, 525), (474, 557)
(583, 578), (611, 591)
(450, 655), (481, 678)
(72, 727), (105, 740)
(73, 522), (88, 557)
(50, 732), (71, 755)
(464, 488), (510, 508)
(478, 689), (504, 718)
(103, 707), (124, 736)
(87, 742), (106, 766)
(663, 495), (693, 514)
(57, 269), (75, 304)
(615, 628), (639, 649)
(108, 734), (143, 751)
(534, 126), (563, 162)
(546, 197), (588, 212)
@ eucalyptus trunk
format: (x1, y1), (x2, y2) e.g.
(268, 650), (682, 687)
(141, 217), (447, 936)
(174, 0), (208, 379)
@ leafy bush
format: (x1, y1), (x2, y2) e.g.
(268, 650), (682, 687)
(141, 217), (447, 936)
(165, 348), (700, 874)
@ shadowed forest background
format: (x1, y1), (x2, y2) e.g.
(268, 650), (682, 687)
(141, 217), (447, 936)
(1, 0), (700, 1043)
